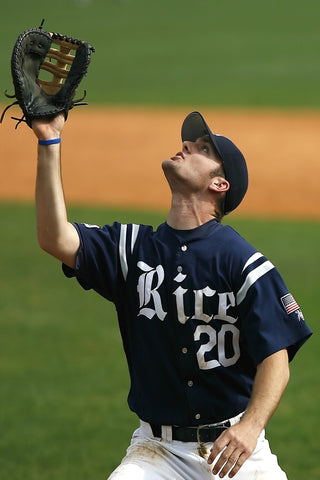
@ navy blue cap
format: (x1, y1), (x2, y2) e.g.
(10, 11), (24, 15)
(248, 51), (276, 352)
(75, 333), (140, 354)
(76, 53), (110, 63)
(181, 111), (248, 214)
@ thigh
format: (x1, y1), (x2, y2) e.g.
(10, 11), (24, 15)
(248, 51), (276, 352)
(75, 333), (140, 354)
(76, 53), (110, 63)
(107, 432), (212, 480)
(107, 439), (175, 480)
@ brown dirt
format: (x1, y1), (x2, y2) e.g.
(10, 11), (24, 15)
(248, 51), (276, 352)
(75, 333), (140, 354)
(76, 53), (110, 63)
(1, 106), (319, 219)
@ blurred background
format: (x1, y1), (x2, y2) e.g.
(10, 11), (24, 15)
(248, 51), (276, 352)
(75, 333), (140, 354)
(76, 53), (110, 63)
(0, 1), (319, 479)
(1, 0), (319, 107)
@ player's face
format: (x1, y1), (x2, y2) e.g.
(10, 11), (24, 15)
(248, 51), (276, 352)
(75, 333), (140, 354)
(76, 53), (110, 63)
(162, 136), (223, 194)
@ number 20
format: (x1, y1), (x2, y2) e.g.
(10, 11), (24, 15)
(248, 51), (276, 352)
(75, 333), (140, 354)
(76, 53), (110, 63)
(194, 324), (240, 370)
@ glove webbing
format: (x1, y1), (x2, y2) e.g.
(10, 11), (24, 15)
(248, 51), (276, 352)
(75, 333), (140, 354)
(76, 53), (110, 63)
(39, 33), (86, 95)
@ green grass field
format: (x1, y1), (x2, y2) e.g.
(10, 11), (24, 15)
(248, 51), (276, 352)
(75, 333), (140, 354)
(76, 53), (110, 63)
(0, 203), (319, 479)
(0, 0), (319, 107)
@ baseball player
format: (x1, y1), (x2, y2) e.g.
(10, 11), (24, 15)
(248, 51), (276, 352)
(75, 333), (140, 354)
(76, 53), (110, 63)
(31, 111), (312, 479)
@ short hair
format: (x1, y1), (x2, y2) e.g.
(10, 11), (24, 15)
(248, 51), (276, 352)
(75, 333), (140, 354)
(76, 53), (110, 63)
(214, 192), (226, 222)
(209, 146), (227, 221)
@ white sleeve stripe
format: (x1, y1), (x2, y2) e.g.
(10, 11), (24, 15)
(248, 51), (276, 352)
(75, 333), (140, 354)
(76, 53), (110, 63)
(237, 260), (275, 304)
(131, 224), (140, 253)
(119, 224), (128, 280)
(241, 252), (264, 273)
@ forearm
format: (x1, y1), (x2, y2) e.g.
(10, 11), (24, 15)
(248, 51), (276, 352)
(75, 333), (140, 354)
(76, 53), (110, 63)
(36, 143), (71, 254)
(34, 116), (80, 267)
(241, 348), (290, 432)
(209, 348), (290, 477)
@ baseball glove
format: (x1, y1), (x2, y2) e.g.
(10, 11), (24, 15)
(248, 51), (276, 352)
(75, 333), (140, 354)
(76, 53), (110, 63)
(1, 21), (95, 128)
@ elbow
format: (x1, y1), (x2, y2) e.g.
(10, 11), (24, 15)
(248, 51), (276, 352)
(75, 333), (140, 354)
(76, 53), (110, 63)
(37, 229), (48, 252)
(37, 229), (61, 258)
(37, 234), (56, 257)
(36, 224), (79, 268)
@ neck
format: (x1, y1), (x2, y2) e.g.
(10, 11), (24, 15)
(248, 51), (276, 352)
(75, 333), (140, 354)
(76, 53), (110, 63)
(166, 194), (217, 230)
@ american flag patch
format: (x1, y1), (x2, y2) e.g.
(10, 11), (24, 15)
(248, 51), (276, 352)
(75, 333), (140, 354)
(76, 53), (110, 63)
(281, 293), (299, 315)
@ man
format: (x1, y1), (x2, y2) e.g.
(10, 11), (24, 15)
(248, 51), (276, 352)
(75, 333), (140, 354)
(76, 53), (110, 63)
(32, 111), (312, 479)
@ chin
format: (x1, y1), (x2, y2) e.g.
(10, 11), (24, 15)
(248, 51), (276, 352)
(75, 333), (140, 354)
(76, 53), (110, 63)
(161, 158), (173, 172)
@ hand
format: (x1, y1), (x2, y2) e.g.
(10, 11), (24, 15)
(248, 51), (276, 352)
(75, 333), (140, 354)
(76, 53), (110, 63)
(32, 113), (65, 140)
(207, 421), (261, 478)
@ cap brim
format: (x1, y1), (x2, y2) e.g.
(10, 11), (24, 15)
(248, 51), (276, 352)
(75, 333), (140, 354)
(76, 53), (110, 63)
(181, 111), (248, 214)
(181, 111), (225, 162)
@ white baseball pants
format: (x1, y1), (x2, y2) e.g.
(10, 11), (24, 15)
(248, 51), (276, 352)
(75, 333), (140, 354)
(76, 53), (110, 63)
(108, 414), (288, 480)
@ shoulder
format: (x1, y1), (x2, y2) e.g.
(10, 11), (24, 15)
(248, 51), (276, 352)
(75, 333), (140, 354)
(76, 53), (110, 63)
(74, 221), (155, 241)
(214, 222), (258, 262)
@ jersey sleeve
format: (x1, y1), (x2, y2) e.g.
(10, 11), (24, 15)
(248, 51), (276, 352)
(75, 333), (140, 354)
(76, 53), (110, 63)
(235, 251), (312, 364)
(62, 222), (122, 301)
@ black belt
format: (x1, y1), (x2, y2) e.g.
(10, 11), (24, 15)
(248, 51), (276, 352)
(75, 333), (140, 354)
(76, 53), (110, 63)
(150, 421), (231, 443)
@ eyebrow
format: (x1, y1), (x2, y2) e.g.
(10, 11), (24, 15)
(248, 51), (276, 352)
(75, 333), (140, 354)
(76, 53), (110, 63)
(195, 135), (214, 148)
(196, 135), (222, 162)
(197, 135), (211, 143)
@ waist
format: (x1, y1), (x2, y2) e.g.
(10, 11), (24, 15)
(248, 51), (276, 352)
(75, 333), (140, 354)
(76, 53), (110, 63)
(140, 411), (243, 443)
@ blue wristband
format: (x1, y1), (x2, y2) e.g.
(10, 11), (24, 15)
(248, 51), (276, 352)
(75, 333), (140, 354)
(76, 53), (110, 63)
(38, 138), (61, 146)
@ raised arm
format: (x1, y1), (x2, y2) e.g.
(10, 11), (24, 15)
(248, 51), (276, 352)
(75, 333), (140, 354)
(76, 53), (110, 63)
(32, 114), (80, 268)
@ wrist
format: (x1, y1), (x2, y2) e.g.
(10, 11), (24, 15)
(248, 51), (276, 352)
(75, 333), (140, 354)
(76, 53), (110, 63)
(38, 138), (61, 146)
(240, 409), (266, 433)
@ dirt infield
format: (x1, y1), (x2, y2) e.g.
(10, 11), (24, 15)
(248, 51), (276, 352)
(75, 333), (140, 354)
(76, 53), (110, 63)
(1, 106), (319, 219)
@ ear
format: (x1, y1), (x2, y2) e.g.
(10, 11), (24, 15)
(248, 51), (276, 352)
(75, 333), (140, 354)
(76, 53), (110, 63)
(209, 177), (230, 193)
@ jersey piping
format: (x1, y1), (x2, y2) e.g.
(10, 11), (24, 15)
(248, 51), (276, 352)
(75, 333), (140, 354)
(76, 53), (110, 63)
(241, 252), (264, 273)
(119, 223), (140, 280)
(237, 256), (275, 304)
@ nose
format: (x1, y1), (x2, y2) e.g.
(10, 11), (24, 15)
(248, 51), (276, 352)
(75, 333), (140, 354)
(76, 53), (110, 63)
(182, 140), (194, 153)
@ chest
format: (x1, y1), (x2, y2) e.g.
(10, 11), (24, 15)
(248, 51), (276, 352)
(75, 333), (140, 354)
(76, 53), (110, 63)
(127, 239), (238, 327)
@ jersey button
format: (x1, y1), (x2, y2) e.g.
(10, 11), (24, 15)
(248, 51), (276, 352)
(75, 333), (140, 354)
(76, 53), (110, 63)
(195, 413), (201, 420)
(182, 347), (188, 354)
(177, 265), (183, 272)
(187, 380), (193, 387)
(181, 245), (187, 252)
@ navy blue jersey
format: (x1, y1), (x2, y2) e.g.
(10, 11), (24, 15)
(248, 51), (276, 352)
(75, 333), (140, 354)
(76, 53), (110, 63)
(63, 218), (312, 426)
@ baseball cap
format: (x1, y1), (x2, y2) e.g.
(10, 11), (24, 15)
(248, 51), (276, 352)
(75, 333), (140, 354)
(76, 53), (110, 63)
(181, 111), (248, 214)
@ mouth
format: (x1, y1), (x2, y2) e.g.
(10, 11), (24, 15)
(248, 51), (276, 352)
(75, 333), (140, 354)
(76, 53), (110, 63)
(170, 151), (184, 161)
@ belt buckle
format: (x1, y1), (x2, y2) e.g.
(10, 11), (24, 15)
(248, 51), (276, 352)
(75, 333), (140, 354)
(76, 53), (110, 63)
(196, 421), (230, 444)
(196, 424), (210, 443)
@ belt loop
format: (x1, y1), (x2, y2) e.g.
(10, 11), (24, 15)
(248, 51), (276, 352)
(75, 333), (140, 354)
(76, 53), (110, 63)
(229, 411), (245, 426)
(161, 425), (173, 443)
(140, 420), (154, 437)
